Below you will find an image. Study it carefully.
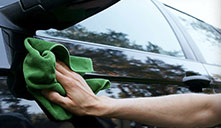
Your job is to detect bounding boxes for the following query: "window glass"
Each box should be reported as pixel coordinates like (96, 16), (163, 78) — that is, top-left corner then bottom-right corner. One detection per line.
(37, 0), (185, 58)
(166, 7), (221, 65)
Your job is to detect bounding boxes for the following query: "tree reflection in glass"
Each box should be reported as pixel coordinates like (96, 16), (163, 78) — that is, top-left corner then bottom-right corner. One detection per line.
(42, 25), (184, 58)
(166, 7), (221, 65)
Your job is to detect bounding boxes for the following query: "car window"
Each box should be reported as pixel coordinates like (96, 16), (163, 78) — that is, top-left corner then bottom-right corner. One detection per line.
(166, 7), (221, 65)
(0, 0), (18, 7)
(37, 0), (185, 58)
(0, 29), (10, 69)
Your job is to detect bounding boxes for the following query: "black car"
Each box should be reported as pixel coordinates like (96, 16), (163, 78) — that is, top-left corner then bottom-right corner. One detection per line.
(0, 0), (220, 128)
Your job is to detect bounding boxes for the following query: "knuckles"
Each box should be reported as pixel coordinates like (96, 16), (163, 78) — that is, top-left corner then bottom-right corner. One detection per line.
(64, 77), (75, 87)
(47, 92), (58, 101)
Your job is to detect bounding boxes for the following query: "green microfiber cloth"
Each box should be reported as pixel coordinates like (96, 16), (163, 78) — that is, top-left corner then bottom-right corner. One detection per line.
(23, 38), (110, 120)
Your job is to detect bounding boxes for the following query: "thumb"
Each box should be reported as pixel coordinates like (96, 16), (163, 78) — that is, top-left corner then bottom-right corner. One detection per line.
(42, 90), (70, 108)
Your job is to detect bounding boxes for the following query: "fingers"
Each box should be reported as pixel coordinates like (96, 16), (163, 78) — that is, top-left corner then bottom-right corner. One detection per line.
(57, 60), (69, 70)
(55, 61), (93, 93)
(55, 70), (72, 89)
(42, 90), (71, 108)
(56, 61), (73, 77)
(56, 61), (82, 82)
(56, 61), (88, 85)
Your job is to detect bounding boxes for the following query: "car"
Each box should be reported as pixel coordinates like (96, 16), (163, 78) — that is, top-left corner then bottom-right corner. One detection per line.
(0, 0), (220, 127)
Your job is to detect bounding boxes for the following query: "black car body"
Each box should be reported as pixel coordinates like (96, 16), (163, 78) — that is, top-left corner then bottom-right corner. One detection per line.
(0, 0), (220, 127)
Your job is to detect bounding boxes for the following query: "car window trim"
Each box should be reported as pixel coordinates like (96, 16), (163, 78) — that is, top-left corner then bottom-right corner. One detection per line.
(151, 0), (198, 61)
(161, 4), (212, 64)
(164, 4), (221, 66)
(36, 35), (204, 63)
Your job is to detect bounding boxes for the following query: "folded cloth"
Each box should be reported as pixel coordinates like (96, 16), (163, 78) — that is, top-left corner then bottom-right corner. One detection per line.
(23, 38), (110, 120)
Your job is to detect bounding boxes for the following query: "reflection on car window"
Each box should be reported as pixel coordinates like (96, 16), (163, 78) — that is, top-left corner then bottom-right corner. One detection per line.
(166, 7), (221, 65)
(37, 0), (185, 58)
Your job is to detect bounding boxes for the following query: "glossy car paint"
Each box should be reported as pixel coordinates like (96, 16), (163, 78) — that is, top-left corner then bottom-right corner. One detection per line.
(0, 0), (220, 128)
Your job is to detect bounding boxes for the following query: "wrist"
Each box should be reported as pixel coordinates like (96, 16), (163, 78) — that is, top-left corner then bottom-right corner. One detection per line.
(85, 96), (114, 117)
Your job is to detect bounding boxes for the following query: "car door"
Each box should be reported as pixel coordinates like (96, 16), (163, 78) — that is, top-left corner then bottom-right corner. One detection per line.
(165, 5), (221, 92)
(0, 0), (216, 128)
(36, 0), (213, 127)
(0, 0), (122, 128)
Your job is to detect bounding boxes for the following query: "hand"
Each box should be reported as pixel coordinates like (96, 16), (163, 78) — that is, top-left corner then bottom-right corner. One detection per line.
(42, 61), (107, 116)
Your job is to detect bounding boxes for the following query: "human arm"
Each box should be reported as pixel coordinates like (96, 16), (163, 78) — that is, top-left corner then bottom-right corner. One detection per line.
(102, 93), (221, 128)
(42, 61), (221, 127)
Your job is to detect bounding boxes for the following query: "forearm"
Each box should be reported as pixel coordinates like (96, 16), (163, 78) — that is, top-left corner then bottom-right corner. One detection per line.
(44, 62), (220, 127)
(94, 94), (218, 127)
